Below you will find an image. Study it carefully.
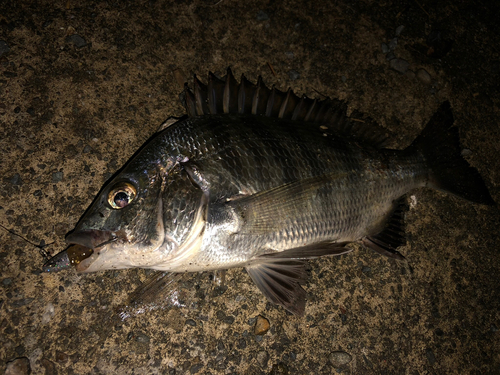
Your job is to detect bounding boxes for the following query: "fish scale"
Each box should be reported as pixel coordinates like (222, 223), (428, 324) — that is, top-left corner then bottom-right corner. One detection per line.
(45, 70), (494, 316)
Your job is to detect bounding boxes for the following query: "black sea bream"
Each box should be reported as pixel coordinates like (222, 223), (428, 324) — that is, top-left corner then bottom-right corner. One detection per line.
(45, 69), (494, 315)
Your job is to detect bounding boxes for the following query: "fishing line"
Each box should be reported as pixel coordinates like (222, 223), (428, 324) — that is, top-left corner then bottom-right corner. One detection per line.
(0, 223), (55, 262)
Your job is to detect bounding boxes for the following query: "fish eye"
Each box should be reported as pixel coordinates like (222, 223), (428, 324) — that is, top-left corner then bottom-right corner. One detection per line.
(107, 182), (137, 209)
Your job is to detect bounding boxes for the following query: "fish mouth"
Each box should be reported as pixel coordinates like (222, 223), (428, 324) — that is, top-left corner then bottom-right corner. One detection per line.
(65, 230), (125, 272)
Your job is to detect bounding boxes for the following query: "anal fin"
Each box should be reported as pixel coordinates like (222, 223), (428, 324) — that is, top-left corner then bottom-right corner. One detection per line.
(362, 198), (408, 260)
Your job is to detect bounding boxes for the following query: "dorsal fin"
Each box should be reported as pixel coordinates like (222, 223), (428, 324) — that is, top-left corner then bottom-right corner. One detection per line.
(182, 68), (392, 148)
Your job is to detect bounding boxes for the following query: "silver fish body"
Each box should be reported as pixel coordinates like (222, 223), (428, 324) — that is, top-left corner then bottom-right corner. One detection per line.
(59, 71), (493, 315)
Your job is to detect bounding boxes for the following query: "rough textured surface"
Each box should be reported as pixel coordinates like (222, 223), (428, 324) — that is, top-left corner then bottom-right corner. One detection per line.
(1, 0), (499, 374)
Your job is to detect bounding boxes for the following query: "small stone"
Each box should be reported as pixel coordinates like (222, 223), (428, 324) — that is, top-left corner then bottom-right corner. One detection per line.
(256, 10), (269, 21)
(66, 34), (87, 48)
(390, 58), (409, 74)
(388, 37), (398, 51)
(288, 70), (300, 81)
(362, 266), (371, 274)
(237, 338), (247, 349)
(135, 332), (150, 344)
(285, 51), (294, 59)
(55, 350), (68, 364)
(52, 171), (63, 182)
(405, 69), (416, 79)
(329, 351), (352, 367)
(42, 302), (55, 324)
(0, 40), (10, 57)
(185, 319), (196, 327)
(416, 68), (431, 84)
(426, 348), (436, 364)
(10, 174), (22, 186)
(461, 149), (472, 157)
(41, 358), (56, 375)
(190, 363), (203, 374)
(14, 345), (25, 356)
(270, 362), (289, 374)
(395, 25), (405, 36)
(256, 350), (269, 368)
(386, 52), (395, 61)
(5, 357), (30, 375)
(253, 315), (270, 335)
(3, 278), (12, 285)
(381, 43), (389, 54)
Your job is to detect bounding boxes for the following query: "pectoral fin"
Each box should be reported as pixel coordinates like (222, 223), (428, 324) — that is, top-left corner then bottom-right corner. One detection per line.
(246, 241), (353, 315)
(246, 259), (307, 316)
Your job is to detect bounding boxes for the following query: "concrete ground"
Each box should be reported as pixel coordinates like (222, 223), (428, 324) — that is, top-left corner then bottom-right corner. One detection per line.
(1, 0), (499, 374)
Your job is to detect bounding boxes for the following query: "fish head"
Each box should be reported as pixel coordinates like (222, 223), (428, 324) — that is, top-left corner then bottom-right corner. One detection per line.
(65, 159), (167, 273)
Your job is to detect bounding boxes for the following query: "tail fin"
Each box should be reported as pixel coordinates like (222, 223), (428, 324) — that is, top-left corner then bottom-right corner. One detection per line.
(409, 101), (494, 205)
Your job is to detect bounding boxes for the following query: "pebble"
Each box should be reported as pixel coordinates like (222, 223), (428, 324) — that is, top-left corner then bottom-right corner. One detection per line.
(185, 319), (196, 327)
(253, 315), (270, 335)
(256, 350), (269, 368)
(390, 58), (409, 74)
(381, 43), (389, 54)
(10, 174), (22, 186)
(52, 171), (63, 182)
(66, 34), (87, 48)
(426, 348), (436, 364)
(329, 351), (352, 367)
(288, 70), (300, 81)
(270, 362), (289, 374)
(42, 302), (55, 324)
(0, 40), (9, 57)
(5, 357), (30, 375)
(461, 149), (472, 157)
(388, 37), (398, 51)
(256, 11), (269, 21)
(395, 25), (405, 36)
(135, 331), (151, 344)
(416, 68), (431, 84)
(190, 363), (203, 374)
(55, 350), (68, 364)
(40, 358), (56, 375)
(405, 70), (416, 79)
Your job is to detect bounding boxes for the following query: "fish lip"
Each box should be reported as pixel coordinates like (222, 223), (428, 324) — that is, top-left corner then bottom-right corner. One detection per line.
(65, 229), (130, 272)
(65, 229), (114, 249)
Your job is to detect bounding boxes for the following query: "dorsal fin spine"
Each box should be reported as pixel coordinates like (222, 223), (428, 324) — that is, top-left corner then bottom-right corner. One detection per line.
(304, 98), (317, 122)
(182, 68), (393, 149)
(238, 74), (246, 114)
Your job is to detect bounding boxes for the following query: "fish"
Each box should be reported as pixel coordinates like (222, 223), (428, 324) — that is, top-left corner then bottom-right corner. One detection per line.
(44, 68), (494, 315)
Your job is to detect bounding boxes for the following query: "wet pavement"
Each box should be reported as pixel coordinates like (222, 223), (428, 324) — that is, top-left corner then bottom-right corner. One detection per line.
(1, 0), (499, 373)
